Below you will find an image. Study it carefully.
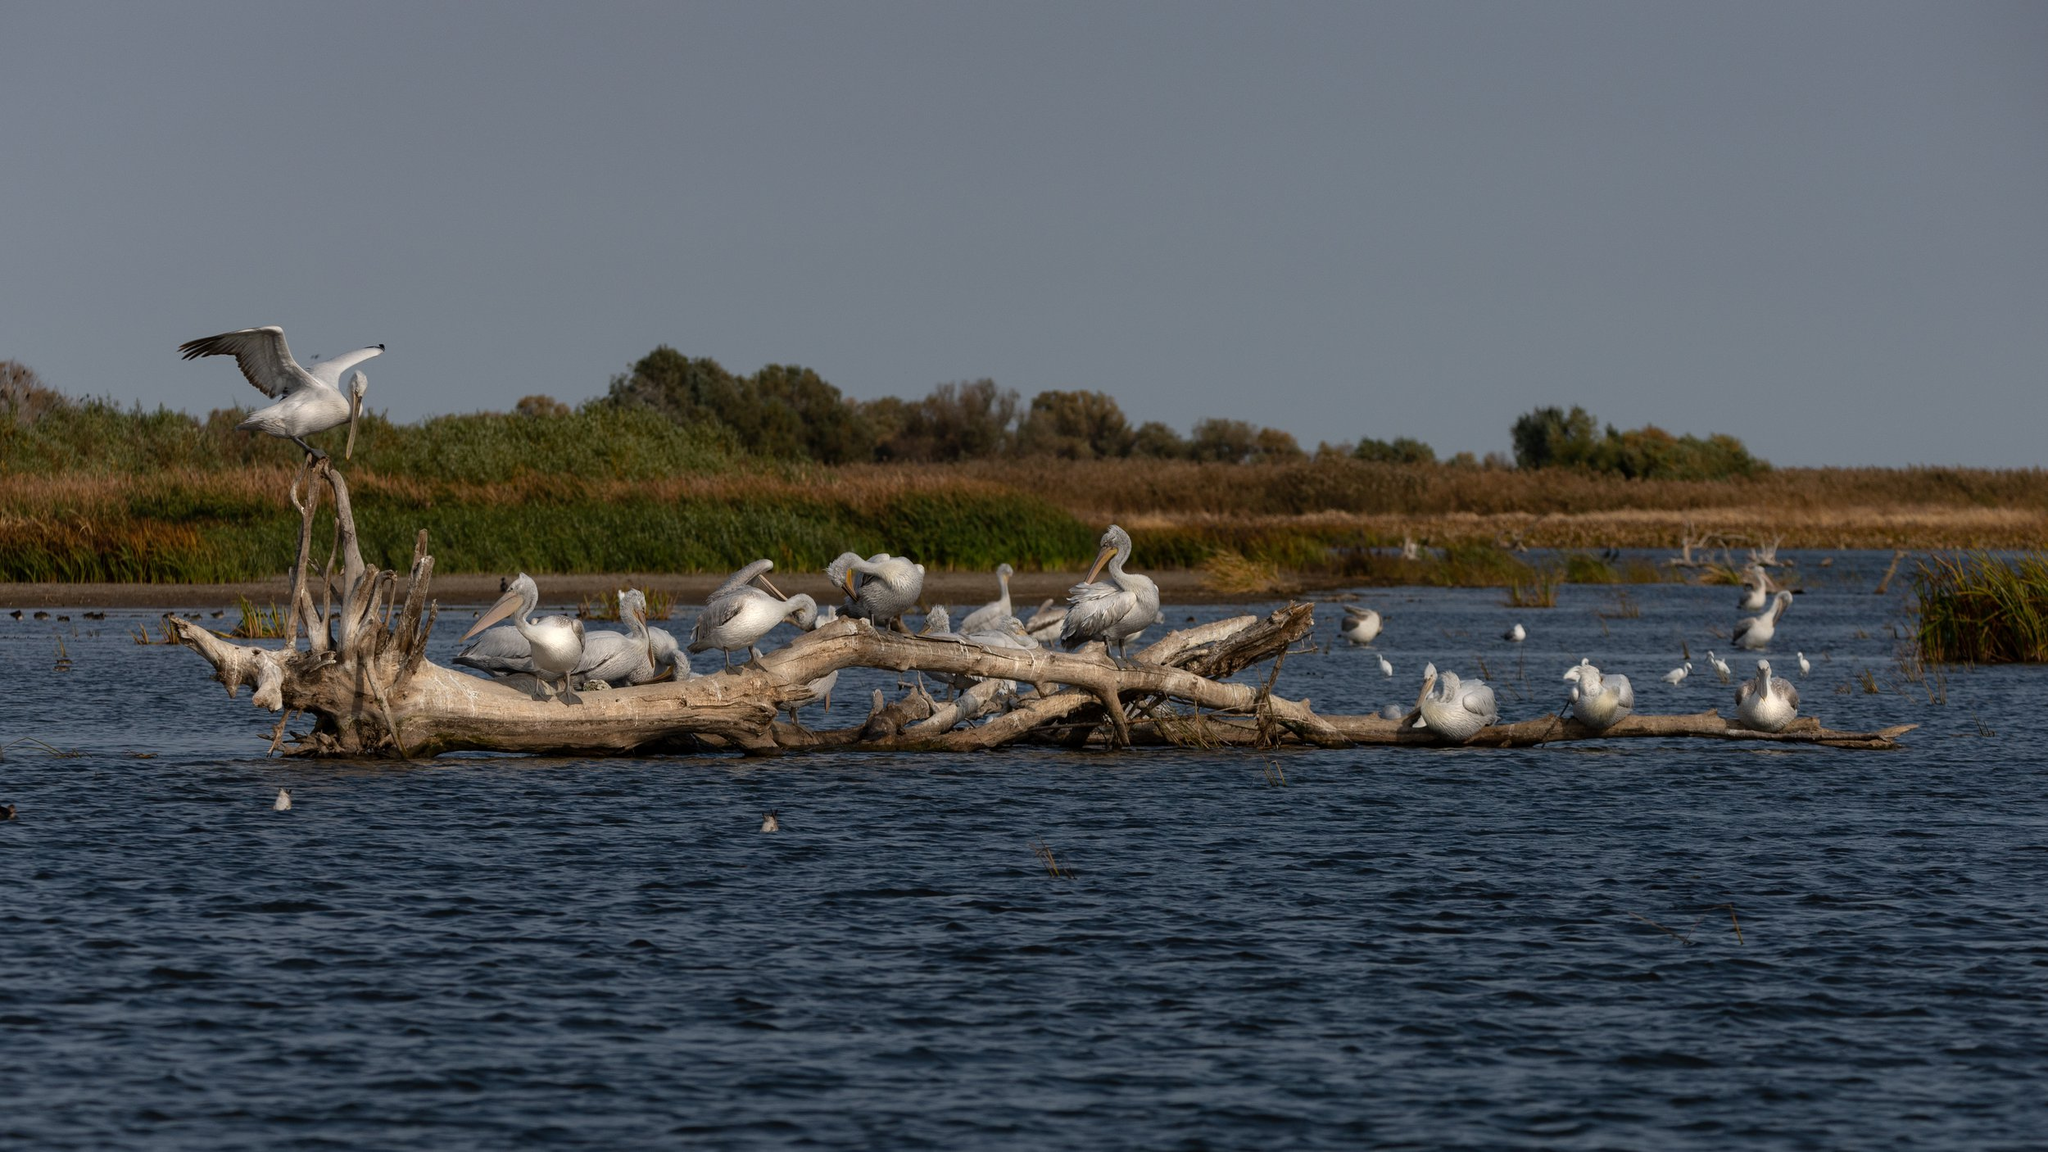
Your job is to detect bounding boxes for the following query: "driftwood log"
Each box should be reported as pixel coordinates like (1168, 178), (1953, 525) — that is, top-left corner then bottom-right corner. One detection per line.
(168, 462), (1917, 759)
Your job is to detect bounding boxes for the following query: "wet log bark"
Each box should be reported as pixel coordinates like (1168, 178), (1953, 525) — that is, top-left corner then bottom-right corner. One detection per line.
(169, 465), (1918, 759)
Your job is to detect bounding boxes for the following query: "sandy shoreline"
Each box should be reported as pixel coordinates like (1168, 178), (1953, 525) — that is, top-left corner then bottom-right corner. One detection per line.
(0, 569), (1346, 611)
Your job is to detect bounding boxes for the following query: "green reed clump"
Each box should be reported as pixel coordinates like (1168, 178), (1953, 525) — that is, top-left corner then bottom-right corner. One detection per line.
(1563, 552), (1620, 584)
(1915, 552), (2048, 664)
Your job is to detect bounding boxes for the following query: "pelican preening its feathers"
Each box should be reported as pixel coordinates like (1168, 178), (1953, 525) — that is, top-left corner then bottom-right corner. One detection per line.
(463, 573), (584, 700)
(1563, 661), (1634, 730)
(178, 326), (380, 460)
(827, 552), (925, 631)
(1413, 663), (1499, 742)
(692, 560), (819, 667)
(1061, 524), (1162, 660)
(1735, 659), (1801, 731)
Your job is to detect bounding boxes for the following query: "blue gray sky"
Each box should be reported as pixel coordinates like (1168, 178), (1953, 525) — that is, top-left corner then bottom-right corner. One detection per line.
(4, 2), (2042, 466)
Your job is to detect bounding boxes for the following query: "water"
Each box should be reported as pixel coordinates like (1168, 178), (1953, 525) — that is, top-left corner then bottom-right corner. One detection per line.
(5, 553), (2047, 1149)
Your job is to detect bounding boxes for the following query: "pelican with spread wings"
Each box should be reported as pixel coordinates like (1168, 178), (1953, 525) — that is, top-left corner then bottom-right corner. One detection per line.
(177, 325), (381, 459)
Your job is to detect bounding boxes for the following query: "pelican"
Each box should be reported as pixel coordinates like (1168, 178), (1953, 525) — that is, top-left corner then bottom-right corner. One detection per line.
(1736, 565), (1770, 611)
(760, 810), (781, 833)
(1563, 662), (1633, 730)
(1340, 606), (1382, 646)
(1735, 659), (1801, 732)
(1706, 650), (1732, 682)
(826, 552), (924, 630)
(1413, 663), (1499, 742)
(273, 789), (291, 812)
(1022, 598), (1067, 643)
(1797, 651), (1810, 677)
(957, 563), (1016, 635)
(464, 573), (583, 700)
(1502, 622), (1526, 643)
(1378, 653), (1394, 677)
(1734, 590), (1793, 651)
(455, 589), (660, 688)
(177, 326), (379, 460)
(1662, 661), (1692, 686)
(1061, 524), (1162, 661)
(691, 562), (819, 668)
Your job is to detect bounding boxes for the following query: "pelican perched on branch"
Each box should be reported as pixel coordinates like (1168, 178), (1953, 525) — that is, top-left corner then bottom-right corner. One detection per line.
(1735, 659), (1800, 731)
(177, 325), (380, 459)
(463, 573), (582, 700)
(457, 588), (661, 688)
(1413, 663), (1499, 742)
(691, 560), (819, 667)
(1340, 606), (1382, 646)
(1563, 661), (1634, 730)
(1061, 524), (1161, 661)
(1734, 590), (1793, 651)
(825, 552), (924, 630)
(957, 563), (1016, 635)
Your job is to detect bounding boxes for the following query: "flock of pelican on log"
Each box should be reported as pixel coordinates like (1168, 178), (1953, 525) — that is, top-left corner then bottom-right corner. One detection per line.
(167, 325), (1914, 761)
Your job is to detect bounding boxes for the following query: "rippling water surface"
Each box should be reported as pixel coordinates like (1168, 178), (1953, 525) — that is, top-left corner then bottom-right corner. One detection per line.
(4, 553), (2046, 1149)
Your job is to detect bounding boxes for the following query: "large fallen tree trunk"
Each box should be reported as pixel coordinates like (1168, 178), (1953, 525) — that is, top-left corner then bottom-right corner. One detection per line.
(167, 463), (1917, 758)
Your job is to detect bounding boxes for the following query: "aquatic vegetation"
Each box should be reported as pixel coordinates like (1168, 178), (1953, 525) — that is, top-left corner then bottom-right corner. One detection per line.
(1914, 552), (2048, 664)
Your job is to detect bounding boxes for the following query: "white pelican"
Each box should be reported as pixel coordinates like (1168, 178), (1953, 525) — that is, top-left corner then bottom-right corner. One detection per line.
(691, 562), (819, 668)
(1662, 661), (1692, 686)
(1340, 606), (1382, 646)
(1413, 663), (1499, 742)
(1022, 598), (1067, 643)
(1797, 651), (1810, 677)
(1060, 524), (1162, 660)
(826, 552), (924, 630)
(1736, 565), (1770, 611)
(455, 589), (663, 688)
(1735, 659), (1801, 732)
(1378, 653), (1394, 677)
(760, 810), (780, 833)
(957, 563), (1016, 635)
(273, 788), (292, 812)
(464, 573), (584, 700)
(177, 326), (379, 460)
(1706, 650), (1732, 682)
(1563, 662), (1634, 730)
(1734, 590), (1793, 651)
(1502, 622), (1526, 643)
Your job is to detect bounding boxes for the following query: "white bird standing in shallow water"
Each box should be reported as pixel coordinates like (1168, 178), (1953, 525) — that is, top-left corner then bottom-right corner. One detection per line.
(1707, 651), (1732, 682)
(1797, 651), (1811, 677)
(1502, 622), (1526, 643)
(464, 574), (584, 701)
(1340, 606), (1382, 646)
(1378, 653), (1394, 678)
(273, 789), (292, 812)
(1413, 663), (1499, 742)
(1662, 661), (1692, 686)
(178, 326), (380, 460)
(1563, 662), (1634, 730)
(1734, 590), (1794, 651)
(1735, 659), (1801, 731)
(1061, 525), (1162, 661)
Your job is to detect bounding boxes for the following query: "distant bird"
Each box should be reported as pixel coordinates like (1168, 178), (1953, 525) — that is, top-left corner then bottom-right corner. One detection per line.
(1061, 525), (1162, 661)
(1340, 606), (1382, 646)
(1736, 565), (1771, 611)
(1797, 651), (1811, 677)
(1734, 590), (1793, 651)
(1377, 653), (1394, 678)
(1502, 622), (1526, 643)
(957, 563), (1016, 635)
(760, 810), (781, 833)
(826, 552), (925, 631)
(1413, 663), (1499, 742)
(463, 573), (584, 700)
(8, 609), (19, 620)
(1662, 661), (1692, 686)
(1735, 659), (1801, 732)
(177, 326), (380, 460)
(1, 803), (16, 821)
(273, 789), (292, 812)
(1563, 661), (1634, 730)
(1706, 650), (1732, 682)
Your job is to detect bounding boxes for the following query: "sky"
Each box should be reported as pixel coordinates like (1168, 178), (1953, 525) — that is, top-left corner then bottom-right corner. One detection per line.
(2, 1), (2043, 467)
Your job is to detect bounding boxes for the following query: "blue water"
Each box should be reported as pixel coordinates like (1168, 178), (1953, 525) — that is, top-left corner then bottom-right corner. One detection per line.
(5, 552), (2046, 1150)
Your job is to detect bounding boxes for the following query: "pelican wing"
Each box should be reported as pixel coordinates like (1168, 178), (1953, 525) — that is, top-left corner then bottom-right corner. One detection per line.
(1060, 582), (1128, 647)
(1777, 679), (1800, 711)
(453, 625), (535, 675)
(1608, 674), (1634, 713)
(177, 326), (315, 399)
(1459, 680), (1500, 726)
(1734, 679), (1757, 708)
(689, 592), (754, 651)
(577, 629), (650, 685)
(714, 559), (777, 598)
(306, 344), (385, 388)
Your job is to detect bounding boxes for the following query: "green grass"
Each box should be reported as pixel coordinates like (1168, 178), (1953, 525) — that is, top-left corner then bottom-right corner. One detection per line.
(1915, 552), (2048, 664)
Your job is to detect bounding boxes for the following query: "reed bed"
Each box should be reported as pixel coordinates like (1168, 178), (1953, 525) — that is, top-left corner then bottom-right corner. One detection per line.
(1914, 552), (2048, 664)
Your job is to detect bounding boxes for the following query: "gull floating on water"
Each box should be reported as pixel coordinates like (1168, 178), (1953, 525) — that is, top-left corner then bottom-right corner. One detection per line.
(1061, 525), (1162, 661)
(273, 789), (292, 812)
(178, 326), (380, 460)
(1502, 622), (1526, 643)
(1735, 659), (1801, 732)
(760, 810), (781, 833)
(1734, 590), (1793, 651)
